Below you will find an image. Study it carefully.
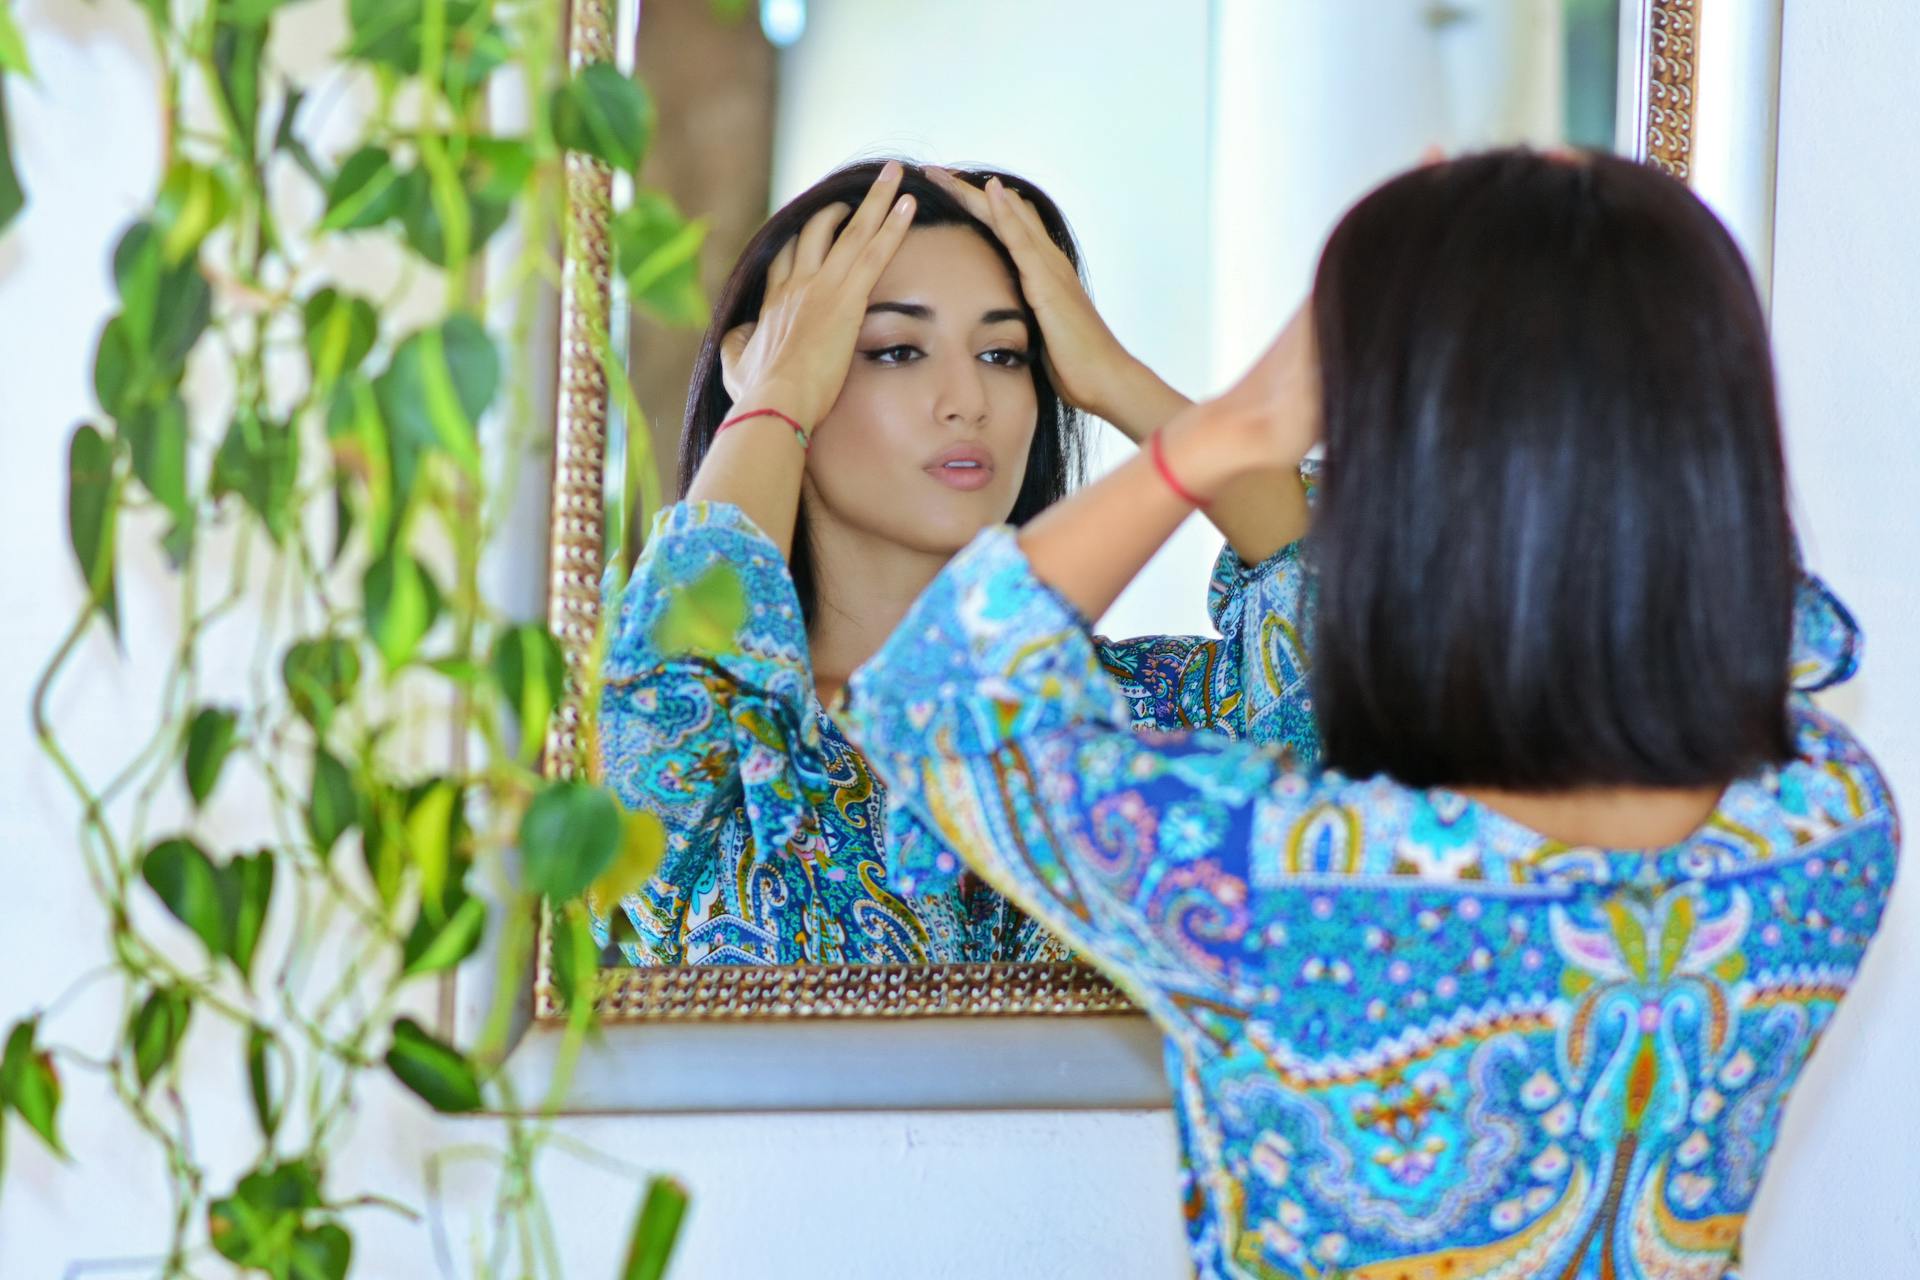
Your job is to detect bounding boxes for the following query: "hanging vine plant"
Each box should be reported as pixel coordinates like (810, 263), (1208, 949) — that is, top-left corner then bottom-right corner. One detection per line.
(2, 0), (710, 1273)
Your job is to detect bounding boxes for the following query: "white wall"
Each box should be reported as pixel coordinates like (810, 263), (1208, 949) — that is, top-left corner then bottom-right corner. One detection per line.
(3, 2), (1916, 1278)
(1737, 3), (1920, 1275)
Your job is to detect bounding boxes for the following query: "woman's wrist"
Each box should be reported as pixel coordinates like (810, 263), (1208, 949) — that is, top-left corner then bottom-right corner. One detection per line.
(730, 378), (819, 436)
(1154, 405), (1262, 504)
(1086, 354), (1188, 441)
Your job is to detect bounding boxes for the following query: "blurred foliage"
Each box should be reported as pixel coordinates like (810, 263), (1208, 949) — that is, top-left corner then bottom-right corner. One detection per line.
(8, 0), (707, 1273)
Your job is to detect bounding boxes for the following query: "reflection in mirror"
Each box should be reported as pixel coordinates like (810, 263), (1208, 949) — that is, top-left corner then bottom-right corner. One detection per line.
(586, 0), (1629, 974)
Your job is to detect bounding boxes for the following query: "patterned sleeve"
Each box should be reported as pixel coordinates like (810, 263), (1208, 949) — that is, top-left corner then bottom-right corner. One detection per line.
(847, 527), (1297, 1026)
(1096, 460), (1320, 755)
(1792, 573), (1861, 691)
(597, 501), (821, 886)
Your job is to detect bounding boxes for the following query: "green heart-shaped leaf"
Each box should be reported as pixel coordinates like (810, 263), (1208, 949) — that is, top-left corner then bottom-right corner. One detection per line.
(282, 636), (362, 732)
(0, 1018), (64, 1157)
(614, 193), (711, 329)
(401, 888), (487, 979)
(212, 17), (267, 166)
(550, 62), (655, 173)
(220, 849), (274, 981)
(518, 780), (622, 901)
(66, 423), (121, 639)
(326, 376), (393, 551)
(374, 316), (497, 477)
(384, 1016), (483, 1114)
(139, 839), (272, 978)
(121, 396), (195, 565)
(128, 986), (193, 1091)
(208, 1159), (322, 1266)
(301, 288), (378, 391)
(184, 705), (240, 808)
(589, 809), (667, 910)
(289, 1221), (353, 1280)
(363, 548), (441, 672)
(320, 145), (405, 231)
(490, 623), (565, 766)
(245, 1022), (283, 1142)
(142, 838), (228, 960)
(212, 411), (299, 543)
(153, 161), (230, 265)
(306, 746), (359, 859)
(104, 223), (211, 403)
(402, 778), (463, 914)
(649, 561), (747, 658)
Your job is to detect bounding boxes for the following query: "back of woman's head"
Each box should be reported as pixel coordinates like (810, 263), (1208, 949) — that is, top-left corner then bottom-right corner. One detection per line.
(1309, 148), (1796, 791)
(679, 159), (1090, 625)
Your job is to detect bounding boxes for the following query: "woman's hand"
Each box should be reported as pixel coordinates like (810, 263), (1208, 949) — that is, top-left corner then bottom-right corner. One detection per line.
(1181, 298), (1320, 484)
(720, 160), (918, 431)
(925, 167), (1147, 426)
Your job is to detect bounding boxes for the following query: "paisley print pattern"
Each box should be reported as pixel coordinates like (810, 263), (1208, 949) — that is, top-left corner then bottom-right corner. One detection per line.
(593, 495), (1316, 965)
(847, 527), (1896, 1280)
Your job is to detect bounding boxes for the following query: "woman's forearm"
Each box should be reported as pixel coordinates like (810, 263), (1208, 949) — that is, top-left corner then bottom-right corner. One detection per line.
(682, 384), (812, 559)
(1019, 406), (1258, 622)
(1092, 359), (1310, 565)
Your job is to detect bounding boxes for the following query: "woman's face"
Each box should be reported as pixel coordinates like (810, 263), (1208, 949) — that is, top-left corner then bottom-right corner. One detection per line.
(802, 224), (1040, 557)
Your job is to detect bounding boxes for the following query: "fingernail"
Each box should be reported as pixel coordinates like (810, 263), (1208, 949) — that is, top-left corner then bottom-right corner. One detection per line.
(882, 159), (902, 181)
(894, 194), (915, 216)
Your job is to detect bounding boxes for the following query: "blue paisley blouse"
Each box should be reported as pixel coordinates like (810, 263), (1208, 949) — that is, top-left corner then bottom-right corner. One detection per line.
(594, 498), (1312, 965)
(847, 528), (1897, 1280)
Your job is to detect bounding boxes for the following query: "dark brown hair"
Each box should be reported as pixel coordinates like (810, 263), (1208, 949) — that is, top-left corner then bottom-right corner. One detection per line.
(679, 159), (1090, 626)
(1309, 149), (1796, 790)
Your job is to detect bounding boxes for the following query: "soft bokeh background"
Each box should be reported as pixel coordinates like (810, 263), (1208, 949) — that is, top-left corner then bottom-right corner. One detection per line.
(3, 1), (1914, 1275)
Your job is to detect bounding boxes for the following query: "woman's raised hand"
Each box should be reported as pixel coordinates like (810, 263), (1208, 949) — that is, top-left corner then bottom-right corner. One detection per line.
(721, 160), (918, 431)
(925, 166), (1141, 423)
(1158, 299), (1320, 501)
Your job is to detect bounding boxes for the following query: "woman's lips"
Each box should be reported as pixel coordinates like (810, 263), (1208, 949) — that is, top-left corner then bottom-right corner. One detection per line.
(924, 445), (995, 491)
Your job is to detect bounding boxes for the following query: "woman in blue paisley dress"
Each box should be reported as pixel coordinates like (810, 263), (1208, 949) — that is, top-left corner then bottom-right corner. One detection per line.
(594, 160), (1317, 965)
(849, 150), (1899, 1278)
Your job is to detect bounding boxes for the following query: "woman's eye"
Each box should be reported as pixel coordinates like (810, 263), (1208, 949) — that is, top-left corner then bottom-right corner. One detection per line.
(865, 344), (922, 365)
(981, 348), (1031, 369)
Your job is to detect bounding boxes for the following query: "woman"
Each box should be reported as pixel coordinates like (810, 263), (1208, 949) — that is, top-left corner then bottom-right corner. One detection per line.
(595, 159), (1313, 965)
(849, 150), (1895, 1277)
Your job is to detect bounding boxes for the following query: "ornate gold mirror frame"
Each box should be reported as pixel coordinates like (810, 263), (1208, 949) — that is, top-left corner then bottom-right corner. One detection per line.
(531, 0), (1704, 1026)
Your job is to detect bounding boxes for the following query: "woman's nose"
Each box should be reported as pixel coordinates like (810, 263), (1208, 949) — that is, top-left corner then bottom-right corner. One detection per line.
(931, 352), (989, 429)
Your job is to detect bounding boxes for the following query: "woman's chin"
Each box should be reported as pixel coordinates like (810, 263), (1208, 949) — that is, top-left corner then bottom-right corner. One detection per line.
(902, 501), (1015, 556)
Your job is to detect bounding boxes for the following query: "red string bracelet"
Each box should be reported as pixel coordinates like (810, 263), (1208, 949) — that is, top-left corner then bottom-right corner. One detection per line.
(716, 407), (810, 450)
(1150, 428), (1210, 509)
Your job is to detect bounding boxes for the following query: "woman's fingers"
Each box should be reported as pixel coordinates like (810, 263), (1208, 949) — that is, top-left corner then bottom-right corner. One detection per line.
(719, 321), (756, 399)
(1004, 184), (1062, 262)
(823, 160), (906, 274)
(766, 237), (798, 292)
(794, 201), (852, 274)
(926, 166), (995, 224)
(986, 177), (1047, 263)
(847, 193), (918, 293)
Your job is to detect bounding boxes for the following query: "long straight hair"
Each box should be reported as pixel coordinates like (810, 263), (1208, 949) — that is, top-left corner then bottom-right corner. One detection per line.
(678, 159), (1091, 627)
(1308, 149), (1797, 790)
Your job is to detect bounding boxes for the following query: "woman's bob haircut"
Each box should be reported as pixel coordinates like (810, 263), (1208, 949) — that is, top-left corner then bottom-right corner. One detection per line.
(1309, 148), (1797, 791)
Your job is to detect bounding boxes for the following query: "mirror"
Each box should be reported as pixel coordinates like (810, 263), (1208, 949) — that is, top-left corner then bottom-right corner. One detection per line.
(539, 0), (1701, 1021)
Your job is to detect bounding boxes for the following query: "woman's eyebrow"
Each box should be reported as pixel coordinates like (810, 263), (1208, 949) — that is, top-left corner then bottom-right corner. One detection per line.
(862, 302), (1027, 326)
